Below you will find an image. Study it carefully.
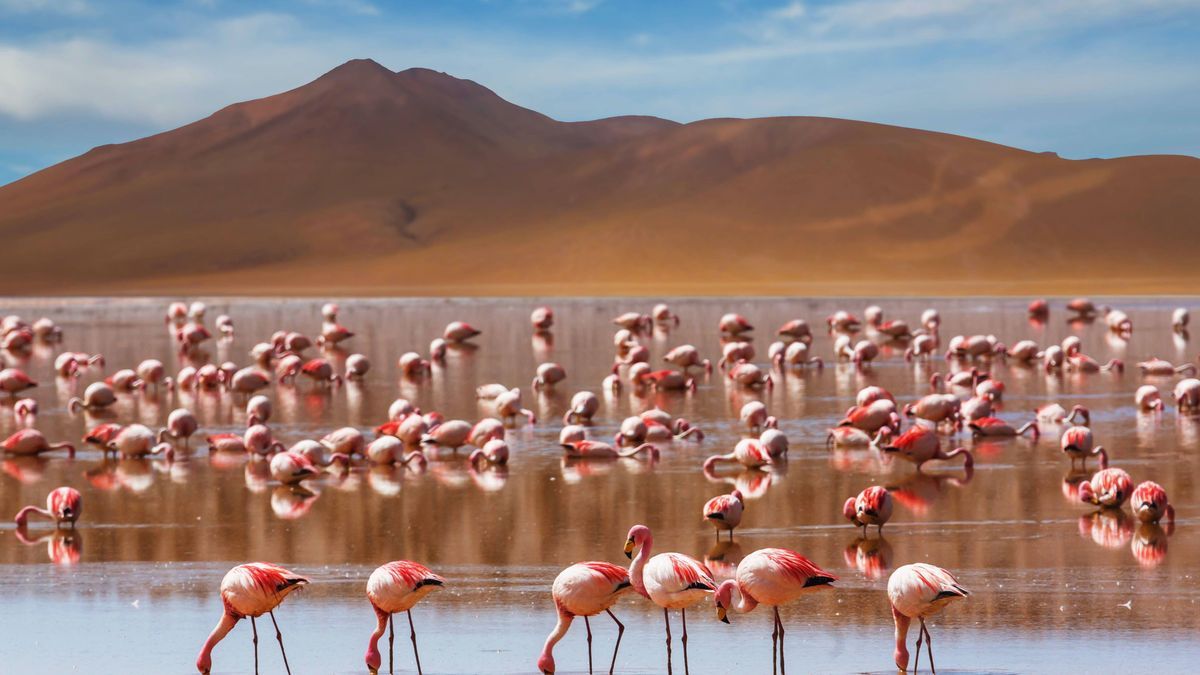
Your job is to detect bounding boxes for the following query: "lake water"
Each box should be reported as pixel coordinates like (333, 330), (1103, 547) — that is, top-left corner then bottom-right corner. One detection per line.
(0, 297), (1196, 674)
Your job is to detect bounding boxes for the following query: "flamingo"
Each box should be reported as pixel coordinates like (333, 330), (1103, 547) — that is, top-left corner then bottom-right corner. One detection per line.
(843, 486), (893, 536)
(216, 314), (234, 336)
(531, 306), (554, 331)
(1036, 403), (1090, 426)
(881, 427), (973, 471)
(421, 420), (472, 452)
(443, 321), (481, 343)
(2, 429), (75, 457)
(968, 417), (1039, 439)
(159, 408), (198, 448)
(739, 402), (777, 434)
(663, 345), (711, 374)
(562, 440), (658, 459)
(1060, 426), (1109, 469)
(1135, 385), (1163, 411)
(713, 548), (837, 674)
(625, 524), (716, 675)
(247, 395), (273, 425)
(495, 388), (536, 424)
(14, 398), (37, 427)
(537, 561), (633, 675)
(0, 368), (37, 396)
(563, 391), (600, 424)
(317, 322), (355, 347)
(468, 439), (509, 467)
(630, 365), (695, 391)
(1078, 468), (1134, 508)
(269, 452), (320, 485)
(888, 563), (969, 674)
(345, 354), (371, 380)
(1175, 378), (1200, 410)
(196, 562), (308, 674)
(532, 363), (567, 390)
(1173, 308), (1189, 333)
(365, 560), (445, 675)
(109, 424), (174, 459)
(864, 306), (910, 338)
(1027, 299), (1049, 318)
(653, 303), (680, 326)
(14, 486), (81, 529)
(704, 439), (772, 471)
(1132, 481), (1175, 524)
(614, 312), (652, 332)
(719, 313), (753, 335)
(703, 489), (744, 540)
(1137, 357), (1196, 376)
(776, 319), (812, 343)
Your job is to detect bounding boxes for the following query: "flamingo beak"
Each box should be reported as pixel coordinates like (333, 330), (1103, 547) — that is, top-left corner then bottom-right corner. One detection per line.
(717, 606), (729, 624)
(624, 539), (635, 559)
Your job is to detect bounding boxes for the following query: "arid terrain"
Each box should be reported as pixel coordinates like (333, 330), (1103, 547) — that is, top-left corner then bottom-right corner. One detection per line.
(2, 58), (1198, 296)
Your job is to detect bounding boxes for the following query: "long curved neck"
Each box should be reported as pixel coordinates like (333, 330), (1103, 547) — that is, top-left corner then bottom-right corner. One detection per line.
(197, 612), (238, 673)
(14, 506), (50, 527)
(892, 604), (911, 671)
(730, 584), (759, 614)
(619, 443), (654, 458)
(49, 442), (76, 457)
(538, 608), (573, 670)
(365, 606), (389, 670)
(630, 534), (653, 598)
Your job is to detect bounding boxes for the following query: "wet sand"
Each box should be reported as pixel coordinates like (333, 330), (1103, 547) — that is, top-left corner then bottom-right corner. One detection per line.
(0, 297), (1196, 673)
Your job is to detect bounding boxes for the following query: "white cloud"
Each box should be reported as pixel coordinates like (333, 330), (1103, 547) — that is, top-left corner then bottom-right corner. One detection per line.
(301, 0), (381, 17)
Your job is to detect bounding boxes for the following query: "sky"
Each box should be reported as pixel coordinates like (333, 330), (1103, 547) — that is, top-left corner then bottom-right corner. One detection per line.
(1, 0), (1199, 185)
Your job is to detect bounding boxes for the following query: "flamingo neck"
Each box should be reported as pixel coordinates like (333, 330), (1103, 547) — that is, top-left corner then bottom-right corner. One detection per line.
(891, 604), (911, 671)
(14, 505), (50, 527)
(537, 608), (573, 673)
(364, 606), (389, 671)
(729, 583), (758, 613)
(629, 534), (653, 598)
(196, 612), (238, 674)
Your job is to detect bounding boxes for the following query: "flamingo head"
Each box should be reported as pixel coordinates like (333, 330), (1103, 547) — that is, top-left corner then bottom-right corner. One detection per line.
(624, 524), (650, 559)
(843, 497), (858, 523)
(713, 579), (736, 624)
(537, 650), (555, 674)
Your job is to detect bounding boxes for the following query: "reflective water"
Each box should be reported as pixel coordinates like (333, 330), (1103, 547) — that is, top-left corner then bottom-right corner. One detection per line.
(0, 297), (1196, 674)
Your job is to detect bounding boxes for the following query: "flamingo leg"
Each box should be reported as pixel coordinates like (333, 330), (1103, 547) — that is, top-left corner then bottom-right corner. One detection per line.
(776, 606), (786, 675)
(770, 607), (778, 675)
(251, 616), (259, 675)
(388, 612), (395, 674)
(605, 609), (624, 675)
(913, 617), (923, 675)
(269, 610), (293, 675)
(663, 607), (673, 675)
(922, 619), (936, 674)
(408, 610), (424, 675)
(585, 615), (593, 674)
(681, 607), (690, 675)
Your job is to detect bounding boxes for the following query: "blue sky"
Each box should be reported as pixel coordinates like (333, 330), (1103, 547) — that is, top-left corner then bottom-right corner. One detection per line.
(2, 0), (1199, 185)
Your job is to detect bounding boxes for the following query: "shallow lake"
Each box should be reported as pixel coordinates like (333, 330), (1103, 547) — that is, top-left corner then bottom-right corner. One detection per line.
(0, 297), (1196, 674)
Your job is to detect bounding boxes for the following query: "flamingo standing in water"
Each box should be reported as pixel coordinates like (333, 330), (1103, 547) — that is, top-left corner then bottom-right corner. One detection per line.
(843, 485), (893, 536)
(703, 489), (744, 540)
(625, 524), (716, 675)
(881, 427), (973, 471)
(713, 548), (836, 674)
(14, 486), (81, 528)
(1132, 481), (1175, 524)
(1060, 426), (1109, 469)
(2, 429), (75, 457)
(888, 562), (969, 674)
(196, 562), (309, 674)
(365, 560), (444, 675)
(537, 561), (634, 675)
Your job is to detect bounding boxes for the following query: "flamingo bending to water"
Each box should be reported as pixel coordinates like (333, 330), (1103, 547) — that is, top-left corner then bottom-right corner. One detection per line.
(15, 486), (81, 528)
(365, 560), (444, 675)
(888, 563), (969, 673)
(713, 548), (836, 674)
(196, 562), (308, 674)
(537, 561), (633, 674)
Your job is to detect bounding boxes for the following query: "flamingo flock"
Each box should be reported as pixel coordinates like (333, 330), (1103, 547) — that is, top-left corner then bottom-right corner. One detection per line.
(0, 296), (1192, 673)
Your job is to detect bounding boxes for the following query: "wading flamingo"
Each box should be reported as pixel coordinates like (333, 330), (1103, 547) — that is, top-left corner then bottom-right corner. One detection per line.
(713, 548), (836, 674)
(843, 486), (893, 536)
(14, 486), (81, 529)
(703, 489), (744, 541)
(365, 560), (444, 675)
(196, 562), (309, 674)
(537, 561), (633, 674)
(625, 524), (716, 675)
(888, 563), (969, 674)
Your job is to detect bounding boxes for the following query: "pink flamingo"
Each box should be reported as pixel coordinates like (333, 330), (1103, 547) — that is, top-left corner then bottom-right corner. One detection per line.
(1132, 481), (1175, 524)
(843, 486), (893, 536)
(704, 439), (772, 471)
(365, 560), (445, 675)
(625, 524), (716, 675)
(888, 563), (969, 673)
(718, 313), (754, 335)
(14, 398), (37, 427)
(159, 408), (198, 448)
(1079, 468), (1133, 508)
(531, 306), (554, 331)
(196, 562), (308, 674)
(537, 561), (633, 674)
(968, 417), (1039, 439)
(562, 440), (658, 459)
(15, 486), (81, 528)
(443, 321), (481, 343)
(882, 427), (973, 471)
(703, 489), (744, 540)
(0, 367), (37, 396)
(713, 548), (836, 674)
(1060, 426), (1109, 469)
(2, 429), (75, 457)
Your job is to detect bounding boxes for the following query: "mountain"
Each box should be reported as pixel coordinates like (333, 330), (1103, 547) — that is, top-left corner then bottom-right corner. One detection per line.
(2, 58), (1198, 295)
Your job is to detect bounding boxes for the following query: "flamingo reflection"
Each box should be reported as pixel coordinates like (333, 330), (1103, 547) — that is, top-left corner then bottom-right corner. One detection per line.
(843, 536), (893, 579)
(14, 527), (83, 566)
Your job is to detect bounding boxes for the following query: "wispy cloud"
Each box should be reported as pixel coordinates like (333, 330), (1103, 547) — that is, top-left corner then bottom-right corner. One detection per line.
(0, 0), (89, 15)
(301, 0), (381, 17)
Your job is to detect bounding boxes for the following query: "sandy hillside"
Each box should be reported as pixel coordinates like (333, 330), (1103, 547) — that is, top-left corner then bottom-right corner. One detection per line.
(1, 58), (1198, 296)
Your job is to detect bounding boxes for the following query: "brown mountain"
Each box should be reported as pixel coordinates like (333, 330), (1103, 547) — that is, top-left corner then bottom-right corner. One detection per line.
(3, 58), (1199, 295)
